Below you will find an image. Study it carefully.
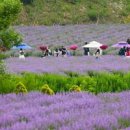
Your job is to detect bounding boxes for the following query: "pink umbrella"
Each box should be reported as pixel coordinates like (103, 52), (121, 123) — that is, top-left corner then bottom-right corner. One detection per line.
(69, 44), (78, 50)
(100, 45), (108, 50)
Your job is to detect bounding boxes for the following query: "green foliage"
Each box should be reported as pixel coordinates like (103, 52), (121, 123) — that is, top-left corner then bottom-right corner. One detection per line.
(0, 74), (17, 94)
(41, 84), (54, 95)
(0, 0), (22, 50)
(0, 53), (7, 60)
(1, 72), (130, 94)
(0, 53), (6, 74)
(15, 82), (28, 94)
(0, 28), (22, 49)
(87, 9), (98, 21)
(65, 0), (80, 4)
(64, 71), (79, 77)
(126, 4), (130, 12)
(118, 118), (130, 128)
(123, 15), (130, 23)
(21, 0), (33, 5)
(0, 60), (5, 74)
(15, 0), (129, 25)
(0, 0), (22, 30)
(80, 76), (97, 93)
(69, 85), (81, 92)
(93, 72), (128, 93)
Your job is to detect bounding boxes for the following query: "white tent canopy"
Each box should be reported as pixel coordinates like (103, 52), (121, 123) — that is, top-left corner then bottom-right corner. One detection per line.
(82, 41), (102, 48)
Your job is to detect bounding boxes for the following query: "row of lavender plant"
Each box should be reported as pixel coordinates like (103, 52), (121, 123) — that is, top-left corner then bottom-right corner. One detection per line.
(0, 92), (130, 130)
(13, 24), (130, 55)
(5, 55), (130, 74)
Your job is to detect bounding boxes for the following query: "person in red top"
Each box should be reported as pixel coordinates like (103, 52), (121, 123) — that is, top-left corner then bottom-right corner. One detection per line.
(125, 47), (130, 56)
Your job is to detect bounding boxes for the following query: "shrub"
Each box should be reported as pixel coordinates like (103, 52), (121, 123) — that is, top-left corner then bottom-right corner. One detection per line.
(0, 53), (6, 74)
(15, 82), (28, 94)
(69, 85), (81, 92)
(123, 15), (130, 23)
(87, 9), (98, 21)
(0, 53), (8, 60)
(0, 60), (5, 74)
(64, 71), (79, 77)
(21, 0), (33, 4)
(0, 74), (17, 94)
(41, 84), (54, 95)
(93, 72), (128, 93)
(65, 0), (80, 4)
(79, 76), (96, 91)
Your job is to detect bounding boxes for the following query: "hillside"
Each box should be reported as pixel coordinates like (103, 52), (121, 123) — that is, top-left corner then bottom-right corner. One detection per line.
(15, 0), (130, 25)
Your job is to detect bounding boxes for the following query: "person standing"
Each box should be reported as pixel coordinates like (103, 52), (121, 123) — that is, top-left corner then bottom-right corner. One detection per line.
(125, 47), (130, 56)
(127, 38), (130, 44)
(118, 46), (126, 56)
(54, 48), (59, 57)
(19, 48), (25, 59)
(61, 46), (67, 57)
(83, 42), (89, 56)
(95, 48), (100, 59)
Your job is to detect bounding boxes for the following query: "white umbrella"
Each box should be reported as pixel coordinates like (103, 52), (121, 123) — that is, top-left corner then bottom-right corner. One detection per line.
(82, 41), (102, 48)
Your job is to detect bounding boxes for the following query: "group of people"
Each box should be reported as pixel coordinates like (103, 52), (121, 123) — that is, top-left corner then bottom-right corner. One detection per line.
(119, 46), (130, 56)
(83, 42), (102, 59)
(41, 46), (71, 57)
(118, 38), (130, 57)
(19, 44), (102, 59)
(19, 38), (130, 59)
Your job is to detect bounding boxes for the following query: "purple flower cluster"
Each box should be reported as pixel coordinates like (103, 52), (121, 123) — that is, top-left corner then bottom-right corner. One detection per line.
(0, 91), (130, 130)
(5, 55), (130, 74)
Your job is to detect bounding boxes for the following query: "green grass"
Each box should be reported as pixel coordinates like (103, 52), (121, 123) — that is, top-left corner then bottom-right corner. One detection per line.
(1, 71), (130, 94)
(15, 0), (130, 25)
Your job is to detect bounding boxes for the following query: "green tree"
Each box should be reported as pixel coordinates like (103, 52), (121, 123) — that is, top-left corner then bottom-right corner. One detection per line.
(0, 0), (22, 30)
(0, 28), (22, 49)
(0, 0), (22, 50)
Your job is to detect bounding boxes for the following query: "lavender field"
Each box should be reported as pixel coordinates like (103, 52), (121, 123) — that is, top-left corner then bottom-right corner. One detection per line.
(2, 25), (130, 130)
(5, 55), (130, 74)
(5, 24), (130, 74)
(0, 92), (130, 130)
(14, 24), (130, 54)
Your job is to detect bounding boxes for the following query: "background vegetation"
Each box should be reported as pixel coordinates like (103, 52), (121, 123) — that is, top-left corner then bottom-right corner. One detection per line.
(0, 0), (22, 50)
(0, 72), (130, 94)
(16, 0), (130, 25)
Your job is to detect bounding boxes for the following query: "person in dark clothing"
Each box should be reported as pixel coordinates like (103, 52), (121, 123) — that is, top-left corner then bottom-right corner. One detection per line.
(95, 48), (100, 59)
(54, 48), (59, 57)
(118, 46), (126, 56)
(83, 42), (89, 55)
(19, 48), (24, 55)
(44, 49), (49, 56)
(127, 38), (130, 44)
(61, 46), (67, 56)
(42, 47), (49, 57)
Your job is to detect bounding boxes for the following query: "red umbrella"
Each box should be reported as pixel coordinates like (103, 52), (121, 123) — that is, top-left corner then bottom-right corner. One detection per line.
(39, 45), (48, 51)
(100, 45), (108, 50)
(69, 44), (78, 50)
